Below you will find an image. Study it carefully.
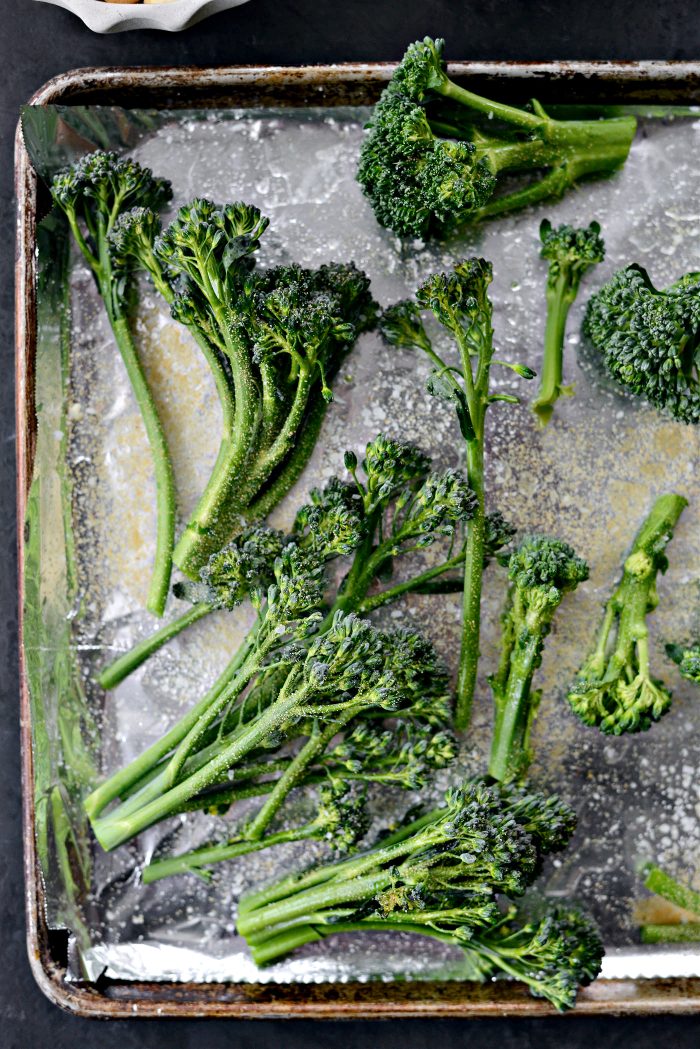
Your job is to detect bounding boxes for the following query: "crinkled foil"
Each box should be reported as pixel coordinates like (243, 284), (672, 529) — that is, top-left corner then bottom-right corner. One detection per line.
(26, 104), (700, 984)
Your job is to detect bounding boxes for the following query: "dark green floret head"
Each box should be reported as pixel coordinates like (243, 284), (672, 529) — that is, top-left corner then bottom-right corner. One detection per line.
(540, 219), (605, 271)
(483, 510), (517, 563)
(363, 434), (432, 500)
(407, 469), (478, 544)
(507, 535), (589, 596)
(108, 206), (162, 262)
(416, 258), (493, 328)
(357, 93), (496, 240)
(379, 299), (430, 350)
(497, 781), (578, 855)
(294, 476), (365, 558)
(390, 36), (450, 101)
(583, 263), (700, 423)
(316, 785), (370, 853)
(198, 526), (286, 610)
(666, 642), (700, 683)
(51, 150), (172, 215)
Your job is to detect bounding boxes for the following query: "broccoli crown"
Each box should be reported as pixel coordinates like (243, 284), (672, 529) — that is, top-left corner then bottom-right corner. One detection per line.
(389, 36), (450, 102)
(324, 721), (457, 790)
(539, 218), (605, 291)
(108, 205), (162, 267)
(197, 526), (286, 610)
(357, 91), (496, 239)
(507, 534), (590, 601)
(267, 547), (327, 629)
(584, 263), (700, 423)
(401, 469), (478, 545)
(248, 262), (375, 386)
(666, 642), (700, 683)
(51, 150), (172, 219)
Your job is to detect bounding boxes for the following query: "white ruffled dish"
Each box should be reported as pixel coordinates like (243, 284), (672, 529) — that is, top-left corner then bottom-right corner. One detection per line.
(33, 0), (252, 33)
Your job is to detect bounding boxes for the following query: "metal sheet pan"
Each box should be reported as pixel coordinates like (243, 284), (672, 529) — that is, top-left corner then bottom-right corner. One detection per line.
(15, 60), (700, 1018)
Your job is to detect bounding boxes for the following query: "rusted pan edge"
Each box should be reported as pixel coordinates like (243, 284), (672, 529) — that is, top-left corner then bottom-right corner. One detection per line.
(15, 61), (700, 1018)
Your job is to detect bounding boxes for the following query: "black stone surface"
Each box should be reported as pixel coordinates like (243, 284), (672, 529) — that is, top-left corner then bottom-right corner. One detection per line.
(3, 1), (700, 1044)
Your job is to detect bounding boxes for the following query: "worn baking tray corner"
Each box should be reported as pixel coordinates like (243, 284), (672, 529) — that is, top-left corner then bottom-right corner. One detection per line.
(15, 60), (700, 1018)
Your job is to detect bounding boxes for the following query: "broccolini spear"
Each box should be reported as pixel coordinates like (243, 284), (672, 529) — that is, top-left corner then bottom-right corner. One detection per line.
(489, 536), (589, 783)
(567, 494), (687, 734)
(584, 264), (700, 423)
(51, 151), (175, 616)
(87, 598), (453, 853)
(666, 642), (700, 683)
(532, 220), (605, 426)
(380, 260), (535, 729)
(112, 199), (377, 576)
(357, 36), (636, 240)
(236, 779), (602, 1011)
(86, 437), (476, 852)
(98, 434), (477, 689)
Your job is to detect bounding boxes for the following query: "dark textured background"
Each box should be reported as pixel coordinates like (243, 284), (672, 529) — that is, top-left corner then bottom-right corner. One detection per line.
(4, 1), (700, 1044)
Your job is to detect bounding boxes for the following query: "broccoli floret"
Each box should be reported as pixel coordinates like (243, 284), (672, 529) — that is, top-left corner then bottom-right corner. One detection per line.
(357, 37), (636, 239)
(584, 264), (700, 423)
(567, 494), (687, 734)
(489, 535), (589, 782)
(380, 260), (535, 730)
(236, 779), (601, 1010)
(666, 642), (700, 683)
(51, 151), (175, 616)
(532, 219), (605, 426)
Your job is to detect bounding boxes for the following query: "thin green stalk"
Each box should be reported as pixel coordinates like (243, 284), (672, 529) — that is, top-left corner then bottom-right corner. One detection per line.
(532, 280), (571, 427)
(355, 550), (465, 614)
(99, 602), (211, 690)
(456, 440), (485, 730)
(83, 630), (256, 821)
(488, 631), (541, 782)
(245, 712), (356, 842)
(142, 825), (319, 884)
(642, 863), (700, 916)
(107, 313), (175, 617)
(173, 317), (260, 576)
(641, 924), (700, 943)
(92, 674), (306, 851)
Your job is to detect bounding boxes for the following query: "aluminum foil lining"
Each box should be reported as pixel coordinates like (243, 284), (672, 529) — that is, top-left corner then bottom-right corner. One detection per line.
(30, 104), (700, 984)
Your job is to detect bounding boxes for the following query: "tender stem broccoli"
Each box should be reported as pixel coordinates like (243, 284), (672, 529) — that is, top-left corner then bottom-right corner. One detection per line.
(666, 642), (700, 684)
(532, 220), (605, 426)
(87, 603), (453, 853)
(584, 264), (700, 423)
(112, 199), (377, 576)
(380, 260), (534, 729)
(98, 434), (477, 689)
(489, 536), (589, 783)
(236, 779), (602, 1011)
(51, 151), (175, 616)
(86, 436), (476, 854)
(567, 494), (687, 734)
(357, 37), (636, 240)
